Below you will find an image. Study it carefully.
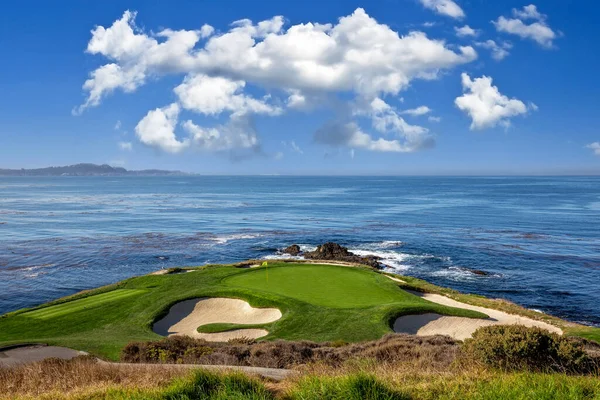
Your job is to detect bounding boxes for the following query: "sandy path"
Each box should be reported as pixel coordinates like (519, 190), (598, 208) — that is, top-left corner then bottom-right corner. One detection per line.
(1, 346), (295, 380)
(388, 277), (562, 340)
(0, 345), (87, 367)
(153, 298), (282, 341)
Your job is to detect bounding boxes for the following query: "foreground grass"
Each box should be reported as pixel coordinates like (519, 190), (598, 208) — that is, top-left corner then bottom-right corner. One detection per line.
(289, 372), (600, 400)
(3, 359), (599, 400)
(0, 263), (484, 360)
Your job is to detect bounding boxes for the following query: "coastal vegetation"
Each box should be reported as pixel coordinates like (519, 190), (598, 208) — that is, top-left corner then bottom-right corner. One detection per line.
(2, 354), (599, 400)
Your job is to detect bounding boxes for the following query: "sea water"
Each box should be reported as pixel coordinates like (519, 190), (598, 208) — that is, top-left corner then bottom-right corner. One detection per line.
(1, 176), (599, 326)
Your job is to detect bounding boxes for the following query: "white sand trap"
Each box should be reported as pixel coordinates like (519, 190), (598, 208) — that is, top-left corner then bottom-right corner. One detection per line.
(153, 298), (282, 342)
(389, 278), (562, 340)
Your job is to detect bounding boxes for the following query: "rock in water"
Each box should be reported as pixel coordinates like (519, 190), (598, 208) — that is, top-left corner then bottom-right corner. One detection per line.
(304, 242), (382, 269)
(306, 242), (352, 258)
(283, 244), (301, 256)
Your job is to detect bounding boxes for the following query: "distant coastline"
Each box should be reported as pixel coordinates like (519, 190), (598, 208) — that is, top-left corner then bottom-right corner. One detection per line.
(0, 163), (187, 177)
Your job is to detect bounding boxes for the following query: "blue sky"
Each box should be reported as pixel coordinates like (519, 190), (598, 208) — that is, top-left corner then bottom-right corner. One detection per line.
(1, 0), (599, 175)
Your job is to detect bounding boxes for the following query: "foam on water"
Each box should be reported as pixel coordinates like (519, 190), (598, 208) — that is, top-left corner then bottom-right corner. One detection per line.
(349, 249), (412, 271)
(211, 233), (264, 244)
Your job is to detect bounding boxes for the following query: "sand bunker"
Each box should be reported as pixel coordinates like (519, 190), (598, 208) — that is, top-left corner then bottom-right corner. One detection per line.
(153, 298), (282, 342)
(390, 281), (562, 340)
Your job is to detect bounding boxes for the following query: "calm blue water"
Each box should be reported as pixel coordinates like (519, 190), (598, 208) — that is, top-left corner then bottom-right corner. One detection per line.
(1, 176), (599, 326)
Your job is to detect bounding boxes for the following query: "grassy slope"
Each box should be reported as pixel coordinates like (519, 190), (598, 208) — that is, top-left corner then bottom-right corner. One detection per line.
(5, 367), (600, 400)
(387, 272), (600, 343)
(0, 263), (485, 360)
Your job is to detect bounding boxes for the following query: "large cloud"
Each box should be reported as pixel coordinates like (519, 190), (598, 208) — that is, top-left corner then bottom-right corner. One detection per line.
(455, 73), (532, 130)
(80, 8), (477, 154)
(493, 4), (558, 48)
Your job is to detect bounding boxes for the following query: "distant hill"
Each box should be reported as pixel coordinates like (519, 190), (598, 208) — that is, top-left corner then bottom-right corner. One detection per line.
(0, 163), (186, 176)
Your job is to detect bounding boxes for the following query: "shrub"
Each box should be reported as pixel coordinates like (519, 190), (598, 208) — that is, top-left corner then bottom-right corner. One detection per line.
(228, 337), (257, 345)
(462, 325), (594, 373)
(122, 334), (459, 369)
(160, 369), (274, 400)
(122, 336), (213, 364)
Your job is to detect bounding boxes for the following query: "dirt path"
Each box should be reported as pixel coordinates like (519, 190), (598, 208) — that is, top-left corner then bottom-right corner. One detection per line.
(1, 345), (295, 380)
(106, 362), (296, 380)
(0, 345), (87, 367)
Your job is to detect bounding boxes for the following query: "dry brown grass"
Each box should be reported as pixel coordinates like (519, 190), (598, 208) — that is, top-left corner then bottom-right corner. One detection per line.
(121, 333), (460, 369)
(0, 356), (189, 400)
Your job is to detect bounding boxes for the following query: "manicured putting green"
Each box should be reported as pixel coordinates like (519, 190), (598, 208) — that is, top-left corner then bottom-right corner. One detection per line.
(224, 265), (416, 308)
(23, 289), (146, 320)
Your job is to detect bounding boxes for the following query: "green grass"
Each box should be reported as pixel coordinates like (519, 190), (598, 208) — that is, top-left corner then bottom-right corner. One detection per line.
(13, 370), (600, 400)
(0, 263), (486, 360)
(225, 265), (415, 308)
(22, 289), (146, 320)
(289, 373), (600, 400)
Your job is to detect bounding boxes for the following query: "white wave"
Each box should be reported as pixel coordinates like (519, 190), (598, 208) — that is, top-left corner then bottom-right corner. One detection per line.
(350, 249), (411, 271)
(262, 254), (304, 261)
(369, 240), (403, 249)
(211, 233), (263, 244)
(429, 267), (477, 282)
(23, 263), (55, 271)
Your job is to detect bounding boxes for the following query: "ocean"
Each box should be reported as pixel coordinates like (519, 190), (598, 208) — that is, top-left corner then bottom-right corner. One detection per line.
(0, 176), (599, 326)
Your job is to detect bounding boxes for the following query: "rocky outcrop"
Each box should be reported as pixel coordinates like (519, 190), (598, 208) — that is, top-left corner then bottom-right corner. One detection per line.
(282, 244), (301, 256)
(303, 242), (382, 269)
(455, 267), (493, 276)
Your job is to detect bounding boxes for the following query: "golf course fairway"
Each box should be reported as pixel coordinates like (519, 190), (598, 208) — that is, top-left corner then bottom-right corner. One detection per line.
(0, 263), (486, 360)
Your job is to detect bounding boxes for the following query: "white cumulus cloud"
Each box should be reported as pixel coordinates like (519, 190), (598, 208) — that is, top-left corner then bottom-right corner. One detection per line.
(475, 40), (512, 61)
(315, 121), (424, 153)
(419, 0), (465, 19)
(586, 142), (600, 156)
(135, 103), (188, 153)
(493, 5), (558, 48)
(401, 105), (432, 116)
(182, 115), (260, 152)
(79, 8), (478, 155)
(174, 74), (281, 117)
(455, 25), (478, 37)
(455, 73), (532, 130)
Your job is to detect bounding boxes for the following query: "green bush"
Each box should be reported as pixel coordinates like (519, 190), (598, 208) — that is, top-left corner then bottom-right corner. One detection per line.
(161, 370), (273, 400)
(462, 325), (593, 373)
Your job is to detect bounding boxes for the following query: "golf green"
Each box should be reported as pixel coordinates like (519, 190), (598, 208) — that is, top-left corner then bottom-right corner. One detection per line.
(224, 265), (418, 308)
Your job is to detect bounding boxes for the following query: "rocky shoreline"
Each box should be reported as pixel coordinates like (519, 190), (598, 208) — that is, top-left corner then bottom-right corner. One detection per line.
(282, 242), (383, 269)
